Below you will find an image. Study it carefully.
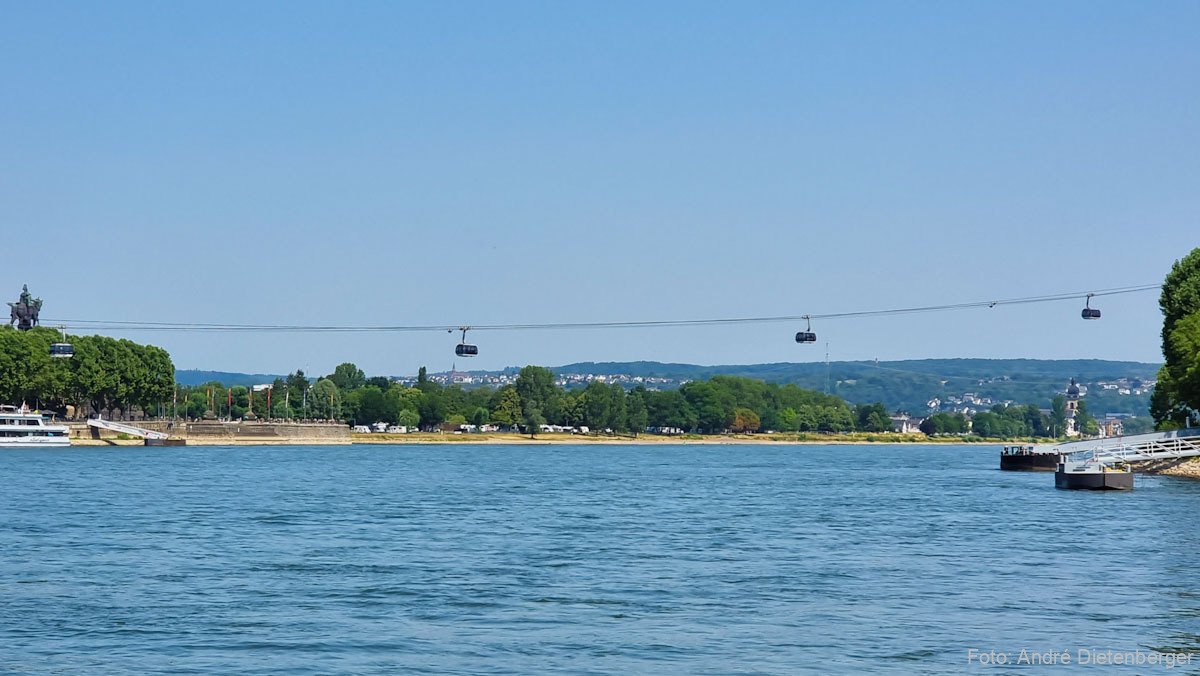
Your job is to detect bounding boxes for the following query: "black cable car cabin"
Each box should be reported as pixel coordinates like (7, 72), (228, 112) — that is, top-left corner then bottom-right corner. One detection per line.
(50, 342), (74, 358)
(795, 331), (817, 343)
(455, 343), (478, 357)
(1081, 308), (1101, 320)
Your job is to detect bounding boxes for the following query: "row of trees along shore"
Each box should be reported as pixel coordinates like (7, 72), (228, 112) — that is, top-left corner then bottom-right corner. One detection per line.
(179, 363), (1159, 439)
(0, 326), (174, 417)
(180, 365), (863, 435)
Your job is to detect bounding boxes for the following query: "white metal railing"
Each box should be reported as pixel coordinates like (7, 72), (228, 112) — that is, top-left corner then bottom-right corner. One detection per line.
(1058, 429), (1200, 465)
(87, 418), (169, 440)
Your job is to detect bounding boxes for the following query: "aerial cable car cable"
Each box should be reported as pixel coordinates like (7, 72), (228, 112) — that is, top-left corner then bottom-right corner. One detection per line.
(42, 283), (1159, 334)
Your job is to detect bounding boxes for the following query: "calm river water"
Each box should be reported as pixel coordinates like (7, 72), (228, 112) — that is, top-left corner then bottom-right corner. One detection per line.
(2, 443), (1199, 674)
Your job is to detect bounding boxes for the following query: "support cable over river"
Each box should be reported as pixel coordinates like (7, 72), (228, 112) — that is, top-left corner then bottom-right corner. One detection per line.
(42, 283), (1161, 335)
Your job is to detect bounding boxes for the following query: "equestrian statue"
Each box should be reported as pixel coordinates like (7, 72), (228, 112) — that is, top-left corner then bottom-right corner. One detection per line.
(8, 284), (43, 331)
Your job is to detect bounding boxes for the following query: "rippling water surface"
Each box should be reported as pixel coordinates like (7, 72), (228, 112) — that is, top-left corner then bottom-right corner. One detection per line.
(2, 443), (1199, 674)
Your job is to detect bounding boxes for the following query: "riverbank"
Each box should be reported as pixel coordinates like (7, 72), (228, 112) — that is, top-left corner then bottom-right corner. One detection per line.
(66, 431), (998, 446)
(1134, 456), (1200, 479)
(348, 431), (1004, 445)
(68, 420), (351, 445)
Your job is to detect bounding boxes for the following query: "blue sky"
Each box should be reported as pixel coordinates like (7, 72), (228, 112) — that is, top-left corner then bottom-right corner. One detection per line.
(2, 1), (1196, 376)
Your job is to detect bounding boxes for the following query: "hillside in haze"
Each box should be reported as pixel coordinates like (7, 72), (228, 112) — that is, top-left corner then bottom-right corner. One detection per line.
(548, 359), (1159, 415)
(179, 359), (1160, 416)
(175, 370), (287, 388)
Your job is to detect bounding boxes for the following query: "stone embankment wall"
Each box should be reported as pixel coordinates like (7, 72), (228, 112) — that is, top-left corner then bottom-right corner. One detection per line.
(70, 421), (351, 445)
(1133, 456), (1200, 480)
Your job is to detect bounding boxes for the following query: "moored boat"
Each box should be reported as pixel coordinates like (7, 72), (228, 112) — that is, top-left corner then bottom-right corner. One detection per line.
(0, 405), (71, 448)
(1000, 444), (1061, 471)
(1054, 458), (1133, 490)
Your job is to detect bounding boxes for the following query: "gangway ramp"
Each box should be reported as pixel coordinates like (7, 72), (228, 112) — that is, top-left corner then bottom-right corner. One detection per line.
(1054, 428), (1200, 465)
(87, 418), (169, 440)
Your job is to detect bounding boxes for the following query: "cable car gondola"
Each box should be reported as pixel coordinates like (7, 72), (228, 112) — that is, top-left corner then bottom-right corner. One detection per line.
(49, 326), (74, 358)
(50, 343), (74, 358)
(1081, 294), (1101, 320)
(795, 315), (817, 343)
(452, 327), (478, 357)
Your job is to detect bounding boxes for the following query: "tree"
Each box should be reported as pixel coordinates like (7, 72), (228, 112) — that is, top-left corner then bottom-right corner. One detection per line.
(366, 376), (392, 390)
(1122, 417), (1156, 435)
(777, 407), (799, 431)
(644, 389), (697, 431)
(309, 379), (341, 419)
(356, 386), (389, 424)
(1154, 313), (1200, 427)
(731, 407), (761, 433)
(490, 387), (523, 428)
(469, 406), (490, 427)
(523, 404), (545, 438)
(397, 409), (420, 429)
(417, 389), (447, 428)
(920, 412), (967, 435)
(1075, 400), (1100, 437)
(515, 366), (558, 422)
(559, 393), (584, 427)
(626, 390), (648, 436)
(581, 382), (608, 429)
(1152, 248), (1200, 428)
(286, 370), (309, 408)
(1050, 396), (1067, 437)
(855, 402), (892, 432)
(680, 381), (734, 433)
(327, 362), (366, 391)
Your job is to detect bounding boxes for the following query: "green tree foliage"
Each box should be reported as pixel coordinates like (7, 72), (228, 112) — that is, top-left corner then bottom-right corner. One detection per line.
(854, 402), (892, 432)
(626, 389), (648, 436)
(920, 412), (968, 435)
(643, 389), (697, 431)
(366, 376), (392, 390)
(731, 407), (761, 433)
(515, 365), (559, 422)
(559, 392), (584, 426)
(0, 327), (175, 418)
(523, 404), (545, 437)
(308, 378), (341, 419)
(1152, 250), (1200, 428)
(1075, 400), (1100, 437)
(679, 381), (734, 432)
(416, 381), (447, 427)
(490, 387), (523, 428)
(327, 362), (366, 391)
(1121, 416), (1156, 435)
(354, 386), (389, 424)
(1050, 396), (1068, 436)
(397, 409), (420, 429)
(469, 407), (490, 427)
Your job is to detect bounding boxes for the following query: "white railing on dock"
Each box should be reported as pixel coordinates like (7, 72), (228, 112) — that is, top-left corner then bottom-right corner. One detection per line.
(1054, 428), (1200, 465)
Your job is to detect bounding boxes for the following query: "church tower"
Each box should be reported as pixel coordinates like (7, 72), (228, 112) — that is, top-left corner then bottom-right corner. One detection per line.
(1065, 378), (1081, 436)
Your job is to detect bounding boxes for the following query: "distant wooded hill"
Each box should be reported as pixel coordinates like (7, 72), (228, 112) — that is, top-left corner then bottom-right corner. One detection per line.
(178, 358), (1160, 416)
(470, 359), (1161, 416)
(176, 370), (287, 388)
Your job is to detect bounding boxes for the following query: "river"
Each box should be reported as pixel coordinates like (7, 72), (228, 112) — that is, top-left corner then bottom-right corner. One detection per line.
(2, 443), (1198, 673)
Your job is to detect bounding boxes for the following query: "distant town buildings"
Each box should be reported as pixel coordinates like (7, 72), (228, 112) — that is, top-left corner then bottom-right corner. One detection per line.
(889, 414), (923, 434)
(396, 370), (683, 390)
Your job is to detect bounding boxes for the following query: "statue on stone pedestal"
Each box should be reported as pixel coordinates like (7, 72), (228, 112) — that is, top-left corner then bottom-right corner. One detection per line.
(7, 284), (43, 331)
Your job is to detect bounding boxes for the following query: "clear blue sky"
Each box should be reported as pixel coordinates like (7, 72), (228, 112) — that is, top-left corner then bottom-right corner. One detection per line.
(3, 1), (1196, 376)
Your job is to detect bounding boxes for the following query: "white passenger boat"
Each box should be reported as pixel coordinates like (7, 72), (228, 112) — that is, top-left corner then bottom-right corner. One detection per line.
(0, 405), (71, 447)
